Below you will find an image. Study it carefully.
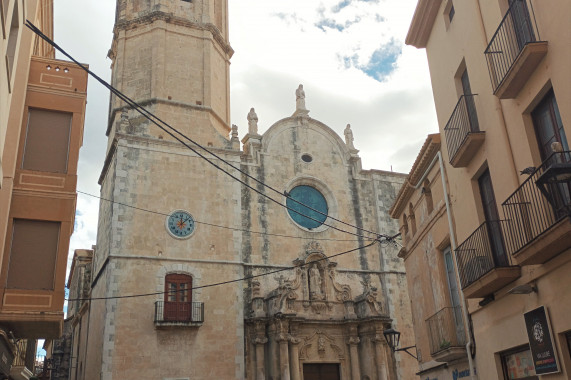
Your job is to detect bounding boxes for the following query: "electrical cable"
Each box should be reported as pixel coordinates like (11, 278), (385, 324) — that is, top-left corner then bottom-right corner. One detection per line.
(25, 20), (389, 242)
(67, 239), (387, 302)
(77, 190), (370, 242)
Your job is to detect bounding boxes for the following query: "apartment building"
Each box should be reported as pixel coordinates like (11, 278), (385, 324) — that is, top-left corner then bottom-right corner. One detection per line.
(0, 0), (88, 377)
(392, 0), (571, 379)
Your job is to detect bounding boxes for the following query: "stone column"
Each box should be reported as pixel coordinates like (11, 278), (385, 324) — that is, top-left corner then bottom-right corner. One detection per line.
(348, 336), (361, 380)
(371, 336), (388, 380)
(278, 334), (291, 380)
(254, 337), (268, 380)
(289, 336), (302, 380)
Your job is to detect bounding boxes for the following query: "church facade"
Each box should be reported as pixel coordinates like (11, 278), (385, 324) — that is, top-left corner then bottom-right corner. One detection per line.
(79, 1), (415, 379)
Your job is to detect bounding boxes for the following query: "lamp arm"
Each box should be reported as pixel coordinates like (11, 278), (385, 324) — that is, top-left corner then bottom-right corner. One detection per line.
(395, 345), (418, 360)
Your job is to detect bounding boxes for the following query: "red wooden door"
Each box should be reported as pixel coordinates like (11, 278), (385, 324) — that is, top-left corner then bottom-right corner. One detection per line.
(164, 274), (192, 321)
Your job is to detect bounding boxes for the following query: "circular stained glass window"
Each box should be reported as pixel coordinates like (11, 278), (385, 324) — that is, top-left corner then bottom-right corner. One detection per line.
(286, 185), (328, 229)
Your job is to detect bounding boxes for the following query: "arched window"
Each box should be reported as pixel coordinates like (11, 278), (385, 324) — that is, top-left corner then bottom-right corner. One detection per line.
(423, 179), (434, 214)
(409, 203), (417, 236)
(164, 273), (192, 322)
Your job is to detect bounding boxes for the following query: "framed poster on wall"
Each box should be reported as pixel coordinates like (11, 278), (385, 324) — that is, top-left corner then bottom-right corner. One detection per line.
(523, 306), (560, 375)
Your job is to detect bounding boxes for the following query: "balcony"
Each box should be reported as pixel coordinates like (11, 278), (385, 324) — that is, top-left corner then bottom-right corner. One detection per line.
(10, 340), (36, 380)
(456, 221), (521, 298)
(426, 307), (467, 363)
(502, 152), (571, 265)
(485, 0), (547, 99)
(154, 301), (204, 328)
(444, 95), (485, 168)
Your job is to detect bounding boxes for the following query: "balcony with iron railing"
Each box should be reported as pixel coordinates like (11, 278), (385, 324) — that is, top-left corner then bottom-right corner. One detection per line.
(502, 151), (571, 265)
(444, 94), (485, 167)
(455, 220), (521, 298)
(154, 301), (204, 328)
(425, 306), (467, 363)
(484, 0), (547, 99)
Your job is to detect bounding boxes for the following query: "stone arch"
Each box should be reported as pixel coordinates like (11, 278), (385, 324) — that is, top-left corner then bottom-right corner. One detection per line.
(408, 202), (417, 235)
(156, 263), (202, 301)
(422, 178), (434, 214)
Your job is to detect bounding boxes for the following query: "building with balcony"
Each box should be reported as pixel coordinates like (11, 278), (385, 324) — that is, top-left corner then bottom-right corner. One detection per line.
(1, 0), (88, 377)
(390, 134), (473, 378)
(396, 0), (571, 379)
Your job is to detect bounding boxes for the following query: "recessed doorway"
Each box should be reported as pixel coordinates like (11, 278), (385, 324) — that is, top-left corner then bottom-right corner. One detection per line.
(303, 363), (340, 380)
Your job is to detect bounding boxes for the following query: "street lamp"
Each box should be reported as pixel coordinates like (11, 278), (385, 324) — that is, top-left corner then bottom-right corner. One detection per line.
(383, 328), (418, 360)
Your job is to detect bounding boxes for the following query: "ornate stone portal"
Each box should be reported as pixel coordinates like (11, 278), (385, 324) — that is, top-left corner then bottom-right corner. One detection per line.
(246, 242), (394, 380)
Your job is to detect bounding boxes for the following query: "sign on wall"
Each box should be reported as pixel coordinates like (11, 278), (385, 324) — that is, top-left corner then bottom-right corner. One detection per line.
(523, 306), (560, 375)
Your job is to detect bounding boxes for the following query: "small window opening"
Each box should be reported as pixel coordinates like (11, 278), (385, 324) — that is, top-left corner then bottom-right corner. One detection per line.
(408, 203), (417, 236)
(301, 154), (313, 163)
(423, 179), (434, 214)
(448, 4), (455, 22)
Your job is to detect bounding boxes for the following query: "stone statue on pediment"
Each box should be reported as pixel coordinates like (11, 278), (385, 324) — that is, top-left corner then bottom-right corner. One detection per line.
(296, 84), (306, 110)
(344, 124), (355, 150)
(247, 107), (258, 135)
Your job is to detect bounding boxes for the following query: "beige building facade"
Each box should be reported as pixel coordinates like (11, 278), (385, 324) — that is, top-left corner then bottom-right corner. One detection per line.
(1, 0), (88, 378)
(78, 1), (417, 380)
(394, 0), (571, 379)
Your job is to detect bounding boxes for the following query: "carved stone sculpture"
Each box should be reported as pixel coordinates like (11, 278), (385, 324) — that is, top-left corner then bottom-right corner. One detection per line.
(309, 264), (324, 300)
(344, 124), (355, 150)
(295, 84), (306, 110)
(247, 107), (258, 135)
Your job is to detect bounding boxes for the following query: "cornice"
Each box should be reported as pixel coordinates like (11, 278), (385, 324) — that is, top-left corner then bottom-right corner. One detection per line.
(389, 133), (441, 218)
(405, 0), (443, 48)
(114, 11), (234, 57)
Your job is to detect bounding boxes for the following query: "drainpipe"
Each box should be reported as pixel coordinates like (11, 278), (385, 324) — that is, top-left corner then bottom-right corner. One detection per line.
(437, 152), (477, 380)
(411, 151), (477, 380)
(475, 0), (520, 189)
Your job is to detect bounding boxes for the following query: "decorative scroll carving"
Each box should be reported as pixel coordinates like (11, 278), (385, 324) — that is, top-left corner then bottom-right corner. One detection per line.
(348, 336), (360, 345)
(299, 330), (344, 361)
(253, 336), (268, 345)
(273, 267), (303, 313)
(357, 280), (383, 315)
(305, 241), (324, 255)
(328, 263), (352, 302)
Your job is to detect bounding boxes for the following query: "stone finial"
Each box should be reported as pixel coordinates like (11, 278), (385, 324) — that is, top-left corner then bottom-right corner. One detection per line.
(247, 108), (258, 135)
(344, 124), (355, 150)
(230, 124), (240, 150)
(295, 84), (306, 110)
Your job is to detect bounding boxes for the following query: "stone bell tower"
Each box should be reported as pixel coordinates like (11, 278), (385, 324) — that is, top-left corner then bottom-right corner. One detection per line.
(106, 0), (233, 148)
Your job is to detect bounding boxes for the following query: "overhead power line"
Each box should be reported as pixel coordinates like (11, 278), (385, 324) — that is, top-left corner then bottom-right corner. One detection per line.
(77, 190), (369, 242)
(67, 239), (388, 302)
(25, 20), (389, 242)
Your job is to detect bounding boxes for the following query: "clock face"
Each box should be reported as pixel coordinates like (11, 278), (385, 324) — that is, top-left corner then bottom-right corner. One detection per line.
(166, 210), (195, 239)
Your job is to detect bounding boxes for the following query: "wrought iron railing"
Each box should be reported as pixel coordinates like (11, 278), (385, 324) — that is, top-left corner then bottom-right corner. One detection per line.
(484, 0), (542, 92)
(502, 151), (571, 255)
(444, 94), (479, 164)
(455, 220), (517, 289)
(13, 339), (36, 371)
(425, 306), (466, 355)
(154, 301), (204, 323)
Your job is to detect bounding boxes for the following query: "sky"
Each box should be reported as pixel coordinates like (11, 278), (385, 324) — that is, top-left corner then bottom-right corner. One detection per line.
(51, 0), (438, 290)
